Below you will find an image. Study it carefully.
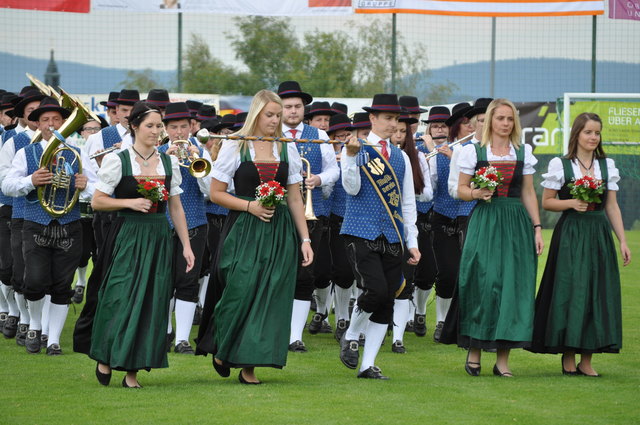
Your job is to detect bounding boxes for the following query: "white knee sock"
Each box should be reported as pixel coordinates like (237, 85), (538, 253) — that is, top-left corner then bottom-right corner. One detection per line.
(345, 307), (372, 341)
(167, 297), (175, 333)
(334, 286), (351, 322)
(14, 293), (30, 325)
(314, 287), (330, 315)
(198, 275), (209, 307)
(360, 322), (387, 372)
(174, 299), (197, 344)
(324, 286), (334, 317)
(436, 296), (452, 323)
(289, 299), (310, 344)
(415, 288), (432, 315)
(41, 295), (51, 335)
(0, 282), (8, 312)
(76, 266), (88, 288)
(392, 299), (411, 342)
(408, 300), (415, 324)
(0, 283), (18, 316)
(47, 303), (69, 346)
(27, 298), (45, 331)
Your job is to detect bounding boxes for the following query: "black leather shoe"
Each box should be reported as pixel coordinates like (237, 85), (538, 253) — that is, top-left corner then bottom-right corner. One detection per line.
(340, 335), (359, 369)
(96, 363), (112, 386)
(391, 340), (406, 354)
(288, 340), (307, 353)
(0, 312), (7, 333)
(493, 364), (513, 377)
(2, 315), (18, 338)
(319, 320), (333, 334)
(334, 319), (349, 342)
(464, 350), (481, 376)
(433, 321), (444, 342)
(40, 334), (48, 349)
(25, 329), (42, 354)
(15, 323), (28, 346)
(174, 340), (195, 354)
(71, 285), (85, 304)
(46, 343), (63, 356)
(405, 320), (414, 333)
(212, 357), (231, 378)
(308, 312), (326, 335)
(357, 366), (389, 380)
(238, 370), (261, 385)
(414, 314), (427, 337)
(122, 377), (142, 388)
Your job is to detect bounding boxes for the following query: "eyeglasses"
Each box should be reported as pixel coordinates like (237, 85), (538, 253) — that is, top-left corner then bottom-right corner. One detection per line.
(82, 127), (101, 133)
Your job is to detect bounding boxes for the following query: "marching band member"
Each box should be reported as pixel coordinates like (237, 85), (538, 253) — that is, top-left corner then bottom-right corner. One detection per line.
(145, 89), (171, 116)
(339, 94), (420, 379)
(399, 95), (427, 138)
(3, 96), (95, 355)
(453, 98), (543, 377)
(90, 102), (194, 388)
(276, 81), (338, 353)
(196, 89), (312, 384)
(186, 100), (203, 137)
(529, 113), (630, 377)
(1, 87), (33, 145)
(158, 102), (212, 354)
(99, 92), (120, 126)
(331, 102), (348, 115)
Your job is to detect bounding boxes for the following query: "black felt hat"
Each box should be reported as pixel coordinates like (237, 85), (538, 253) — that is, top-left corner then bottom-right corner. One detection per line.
(421, 106), (451, 123)
(351, 112), (372, 129)
(27, 96), (71, 122)
(186, 100), (203, 117)
(0, 93), (19, 111)
(200, 118), (219, 133)
(445, 102), (472, 127)
(305, 101), (336, 119)
(100, 91), (120, 108)
(465, 98), (493, 119)
(331, 102), (348, 115)
(162, 102), (192, 123)
(232, 112), (247, 129)
(399, 114), (418, 125)
(145, 89), (171, 107)
(399, 96), (427, 114)
(362, 94), (403, 113)
(328, 113), (352, 134)
(114, 89), (140, 106)
(213, 114), (236, 133)
(277, 81), (313, 105)
(13, 89), (46, 119)
(196, 105), (216, 121)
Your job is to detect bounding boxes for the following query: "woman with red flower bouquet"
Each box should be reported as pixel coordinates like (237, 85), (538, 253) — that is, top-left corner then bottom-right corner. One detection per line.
(453, 99), (544, 377)
(528, 113), (631, 376)
(89, 102), (195, 388)
(196, 90), (312, 385)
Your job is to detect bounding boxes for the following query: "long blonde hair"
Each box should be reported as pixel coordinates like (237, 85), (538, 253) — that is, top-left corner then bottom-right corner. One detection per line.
(233, 89), (284, 154)
(481, 98), (522, 149)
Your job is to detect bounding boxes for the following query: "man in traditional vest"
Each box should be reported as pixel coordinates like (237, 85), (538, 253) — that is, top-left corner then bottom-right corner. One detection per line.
(339, 94), (420, 379)
(277, 81), (339, 353)
(2, 96), (95, 355)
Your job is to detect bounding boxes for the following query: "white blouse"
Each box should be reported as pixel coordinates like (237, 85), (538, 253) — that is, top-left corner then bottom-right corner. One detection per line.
(458, 143), (537, 176)
(211, 140), (303, 186)
(96, 146), (183, 196)
(541, 157), (620, 191)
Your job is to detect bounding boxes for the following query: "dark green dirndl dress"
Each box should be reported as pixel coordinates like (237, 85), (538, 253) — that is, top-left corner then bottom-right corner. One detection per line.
(198, 145), (298, 369)
(457, 144), (538, 349)
(90, 150), (175, 371)
(529, 158), (622, 354)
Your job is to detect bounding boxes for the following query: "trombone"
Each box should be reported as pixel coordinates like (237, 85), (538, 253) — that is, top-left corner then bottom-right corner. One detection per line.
(424, 132), (476, 159)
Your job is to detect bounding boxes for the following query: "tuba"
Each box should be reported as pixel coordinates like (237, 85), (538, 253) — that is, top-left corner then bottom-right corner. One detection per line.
(300, 157), (317, 221)
(171, 139), (211, 178)
(38, 96), (101, 218)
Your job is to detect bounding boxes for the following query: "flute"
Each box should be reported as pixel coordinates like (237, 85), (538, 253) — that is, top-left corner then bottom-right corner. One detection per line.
(89, 146), (118, 159)
(424, 132), (476, 159)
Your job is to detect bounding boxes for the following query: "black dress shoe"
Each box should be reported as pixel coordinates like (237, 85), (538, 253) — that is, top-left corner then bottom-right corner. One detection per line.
(46, 343), (62, 356)
(308, 312), (326, 335)
(414, 314), (427, 337)
(464, 350), (481, 376)
(433, 321), (444, 342)
(25, 329), (42, 354)
(493, 364), (513, 377)
(0, 312), (7, 333)
(357, 366), (389, 380)
(71, 285), (85, 304)
(2, 315), (18, 338)
(212, 357), (230, 378)
(288, 340), (307, 353)
(391, 340), (406, 354)
(339, 335), (359, 369)
(561, 353), (579, 376)
(122, 377), (142, 388)
(96, 363), (112, 386)
(238, 370), (261, 385)
(334, 319), (349, 342)
(174, 340), (195, 354)
(576, 363), (601, 377)
(15, 323), (28, 346)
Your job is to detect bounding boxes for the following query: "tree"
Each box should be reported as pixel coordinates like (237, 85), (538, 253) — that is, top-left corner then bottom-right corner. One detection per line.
(119, 69), (163, 93)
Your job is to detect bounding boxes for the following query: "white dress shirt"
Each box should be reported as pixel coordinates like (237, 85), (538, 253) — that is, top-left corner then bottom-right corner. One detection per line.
(0, 128), (36, 184)
(282, 122), (339, 188)
(541, 157), (619, 191)
(448, 137), (479, 199)
(340, 131), (419, 250)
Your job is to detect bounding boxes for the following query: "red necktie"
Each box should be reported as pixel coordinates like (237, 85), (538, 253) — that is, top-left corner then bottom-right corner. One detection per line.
(289, 129), (298, 139)
(379, 140), (389, 160)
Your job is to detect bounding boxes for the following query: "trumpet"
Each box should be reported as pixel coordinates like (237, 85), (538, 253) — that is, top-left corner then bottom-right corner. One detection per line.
(300, 157), (317, 221)
(207, 134), (344, 144)
(424, 132), (476, 159)
(170, 139), (211, 178)
(89, 146), (118, 160)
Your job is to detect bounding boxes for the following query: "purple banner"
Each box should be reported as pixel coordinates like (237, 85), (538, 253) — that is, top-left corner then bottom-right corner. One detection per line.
(609, 0), (640, 21)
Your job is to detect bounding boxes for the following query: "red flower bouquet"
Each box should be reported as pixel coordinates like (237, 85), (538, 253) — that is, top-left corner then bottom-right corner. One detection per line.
(255, 180), (287, 207)
(568, 175), (604, 205)
(470, 166), (503, 202)
(137, 179), (169, 213)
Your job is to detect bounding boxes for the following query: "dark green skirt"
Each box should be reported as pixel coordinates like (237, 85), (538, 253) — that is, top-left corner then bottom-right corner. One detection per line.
(529, 210), (622, 354)
(458, 197), (537, 348)
(213, 203), (298, 368)
(90, 213), (174, 371)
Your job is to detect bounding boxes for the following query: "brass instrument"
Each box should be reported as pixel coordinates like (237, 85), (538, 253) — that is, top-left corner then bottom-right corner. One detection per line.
(171, 139), (211, 178)
(196, 128), (210, 145)
(424, 132), (476, 159)
(89, 146), (118, 160)
(300, 157), (317, 221)
(207, 134), (343, 144)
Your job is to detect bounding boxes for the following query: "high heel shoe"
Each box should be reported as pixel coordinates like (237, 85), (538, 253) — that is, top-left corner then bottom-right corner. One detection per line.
(493, 364), (513, 377)
(576, 363), (601, 378)
(464, 350), (481, 376)
(121, 376), (142, 388)
(238, 370), (261, 385)
(212, 357), (230, 378)
(95, 363), (111, 386)
(561, 354), (579, 376)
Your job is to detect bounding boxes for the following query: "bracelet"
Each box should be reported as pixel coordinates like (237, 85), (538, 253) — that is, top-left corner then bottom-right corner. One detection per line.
(302, 238), (312, 244)
(246, 200), (251, 212)
(533, 224), (542, 229)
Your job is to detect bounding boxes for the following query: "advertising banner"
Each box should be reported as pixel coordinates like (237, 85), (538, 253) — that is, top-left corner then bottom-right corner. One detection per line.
(0, 0), (90, 13)
(609, 0), (640, 21)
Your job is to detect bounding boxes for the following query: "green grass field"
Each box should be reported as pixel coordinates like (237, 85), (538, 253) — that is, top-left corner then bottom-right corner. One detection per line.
(2, 230), (639, 425)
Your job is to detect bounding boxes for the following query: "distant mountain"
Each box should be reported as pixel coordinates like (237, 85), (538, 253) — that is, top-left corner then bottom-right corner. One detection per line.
(419, 58), (640, 102)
